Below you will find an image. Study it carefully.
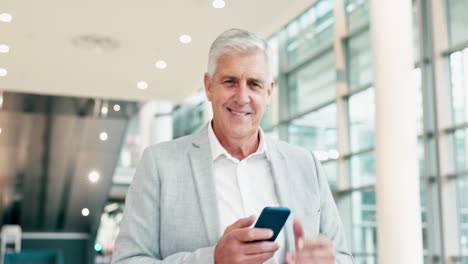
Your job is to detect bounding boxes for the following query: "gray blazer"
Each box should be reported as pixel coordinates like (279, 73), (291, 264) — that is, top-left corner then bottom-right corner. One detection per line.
(112, 125), (353, 263)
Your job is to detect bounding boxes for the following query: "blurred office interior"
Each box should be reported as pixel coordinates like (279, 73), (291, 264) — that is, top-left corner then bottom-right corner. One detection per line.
(0, 0), (467, 263)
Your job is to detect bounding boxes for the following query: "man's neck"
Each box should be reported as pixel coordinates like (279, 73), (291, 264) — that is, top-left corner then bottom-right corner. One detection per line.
(212, 124), (260, 161)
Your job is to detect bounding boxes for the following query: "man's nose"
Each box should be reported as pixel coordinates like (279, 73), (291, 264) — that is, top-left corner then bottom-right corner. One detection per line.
(234, 83), (250, 105)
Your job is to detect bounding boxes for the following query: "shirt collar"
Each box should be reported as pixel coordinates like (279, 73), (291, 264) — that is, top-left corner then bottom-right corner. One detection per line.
(208, 121), (269, 162)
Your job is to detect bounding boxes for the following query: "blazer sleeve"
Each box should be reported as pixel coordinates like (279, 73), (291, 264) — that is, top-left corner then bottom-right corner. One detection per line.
(311, 153), (354, 264)
(111, 147), (215, 264)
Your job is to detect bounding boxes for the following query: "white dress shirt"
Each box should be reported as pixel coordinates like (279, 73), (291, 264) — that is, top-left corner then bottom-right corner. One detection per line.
(208, 122), (286, 264)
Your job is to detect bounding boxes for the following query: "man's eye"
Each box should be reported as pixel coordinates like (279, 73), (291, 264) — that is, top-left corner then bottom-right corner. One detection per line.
(224, 80), (234, 84)
(250, 82), (261, 88)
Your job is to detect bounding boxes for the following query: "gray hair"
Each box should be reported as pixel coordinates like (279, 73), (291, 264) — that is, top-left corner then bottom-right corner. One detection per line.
(207, 28), (272, 81)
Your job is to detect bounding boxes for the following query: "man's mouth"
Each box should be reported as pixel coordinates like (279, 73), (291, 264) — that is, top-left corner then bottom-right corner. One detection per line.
(227, 107), (250, 116)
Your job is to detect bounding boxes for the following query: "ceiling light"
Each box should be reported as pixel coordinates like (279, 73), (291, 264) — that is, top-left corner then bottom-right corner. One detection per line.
(155, 60), (167, 69)
(88, 170), (100, 183)
(137, 81), (148, 90)
(0, 45), (9, 53)
(101, 106), (108, 115)
(179, 34), (192, 44)
(0, 13), (12, 23)
(99, 132), (108, 141)
(0, 68), (7, 77)
(0, 128), (2, 135)
(212, 0), (226, 9)
(82, 208), (90, 216)
(113, 104), (121, 112)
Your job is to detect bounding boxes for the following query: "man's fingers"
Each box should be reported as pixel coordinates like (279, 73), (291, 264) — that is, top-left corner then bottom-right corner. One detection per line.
(224, 215), (256, 234)
(242, 251), (276, 264)
(302, 236), (334, 251)
(242, 241), (279, 255)
(293, 219), (304, 251)
(233, 227), (274, 242)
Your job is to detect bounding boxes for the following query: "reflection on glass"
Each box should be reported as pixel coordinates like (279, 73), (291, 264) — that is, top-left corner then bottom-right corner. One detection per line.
(173, 102), (204, 138)
(454, 129), (468, 172)
(414, 68), (424, 135)
(351, 189), (377, 263)
(450, 48), (468, 125)
(347, 30), (373, 90)
(288, 51), (336, 115)
(349, 88), (375, 152)
(286, 0), (334, 66)
(349, 151), (375, 187)
(344, 0), (369, 31)
(268, 35), (280, 80)
(456, 176), (468, 256)
(323, 160), (338, 190)
(447, 0), (468, 46)
(288, 104), (337, 155)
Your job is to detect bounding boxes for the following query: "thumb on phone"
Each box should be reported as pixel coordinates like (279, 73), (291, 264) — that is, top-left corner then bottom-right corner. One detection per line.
(224, 215), (256, 234)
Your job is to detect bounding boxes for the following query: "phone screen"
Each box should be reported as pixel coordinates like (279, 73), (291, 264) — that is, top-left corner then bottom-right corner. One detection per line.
(253, 207), (291, 242)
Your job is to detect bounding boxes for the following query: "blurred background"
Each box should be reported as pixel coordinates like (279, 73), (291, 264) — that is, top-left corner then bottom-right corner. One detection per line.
(0, 0), (467, 263)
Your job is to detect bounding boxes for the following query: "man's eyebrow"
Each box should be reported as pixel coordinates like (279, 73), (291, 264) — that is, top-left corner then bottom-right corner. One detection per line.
(247, 77), (265, 83)
(220, 75), (238, 80)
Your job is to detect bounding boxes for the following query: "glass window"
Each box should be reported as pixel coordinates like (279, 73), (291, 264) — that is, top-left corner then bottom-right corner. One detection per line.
(347, 30), (373, 90)
(323, 160), (338, 190)
(348, 88), (375, 152)
(454, 128), (468, 172)
(351, 189), (377, 261)
(288, 51), (336, 115)
(349, 151), (375, 188)
(286, 0), (335, 66)
(268, 35), (280, 80)
(447, 0), (468, 46)
(288, 104), (337, 154)
(456, 175), (468, 256)
(345, 0), (369, 31)
(450, 48), (468, 126)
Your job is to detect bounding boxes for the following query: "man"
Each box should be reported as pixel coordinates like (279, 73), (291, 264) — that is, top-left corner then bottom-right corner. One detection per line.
(112, 29), (353, 264)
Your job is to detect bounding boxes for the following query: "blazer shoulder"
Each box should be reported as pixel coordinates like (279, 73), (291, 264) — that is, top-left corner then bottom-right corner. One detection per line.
(145, 133), (198, 157)
(273, 139), (314, 160)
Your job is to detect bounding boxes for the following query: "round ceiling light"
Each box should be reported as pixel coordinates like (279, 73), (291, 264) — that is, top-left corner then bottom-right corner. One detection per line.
(155, 60), (167, 69)
(0, 68), (7, 77)
(0, 45), (9, 53)
(179, 34), (192, 44)
(0, 13), (12, 23)
(82, 208), (90, 216)
(212, 0), (226, 9)
(137, 81), (148, 90)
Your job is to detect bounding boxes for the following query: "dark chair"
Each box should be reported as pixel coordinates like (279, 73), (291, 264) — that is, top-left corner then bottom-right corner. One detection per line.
(3, 250), (64, 264)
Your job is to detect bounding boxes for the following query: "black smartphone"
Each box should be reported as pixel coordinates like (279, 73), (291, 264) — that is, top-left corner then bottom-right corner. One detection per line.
(253, 207), (291, 242)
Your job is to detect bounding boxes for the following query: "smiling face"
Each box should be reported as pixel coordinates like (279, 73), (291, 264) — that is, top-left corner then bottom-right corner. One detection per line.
(204, 50), (274, 144)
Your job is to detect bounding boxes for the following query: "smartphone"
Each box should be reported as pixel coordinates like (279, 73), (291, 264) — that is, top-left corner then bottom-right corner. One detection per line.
(253, 207), (291, 242)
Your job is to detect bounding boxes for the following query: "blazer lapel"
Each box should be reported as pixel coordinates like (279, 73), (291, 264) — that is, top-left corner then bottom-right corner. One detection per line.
(188, 126), (221, 245)
(266, 138), (296, 252)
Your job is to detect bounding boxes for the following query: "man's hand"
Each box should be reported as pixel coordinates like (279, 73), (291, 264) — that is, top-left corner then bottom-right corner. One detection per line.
(285, 219), (335, 264)
(215, 215), (280, 264)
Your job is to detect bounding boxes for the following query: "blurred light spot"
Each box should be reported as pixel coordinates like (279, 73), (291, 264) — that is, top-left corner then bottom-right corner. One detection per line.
(88, 170), (100, 183)
(212, 0), (225, 8)
(179, 34), (192, 44)
(82, 208), (90, 216)
(137, 81), (148, 90)
(155, 60), (167, 69)
(99, 132), (108, 141)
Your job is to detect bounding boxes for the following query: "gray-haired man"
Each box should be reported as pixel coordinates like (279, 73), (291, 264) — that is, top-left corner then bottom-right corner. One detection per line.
(112, 29), (353, 264)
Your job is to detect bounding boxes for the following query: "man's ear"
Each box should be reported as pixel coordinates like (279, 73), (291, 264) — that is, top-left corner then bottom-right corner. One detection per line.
(204, 72), (213, 101)
(266, 80), (274, 104)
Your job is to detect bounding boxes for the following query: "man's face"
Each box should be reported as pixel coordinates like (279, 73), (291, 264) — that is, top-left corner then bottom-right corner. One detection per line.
(204, 50), (274, 142)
